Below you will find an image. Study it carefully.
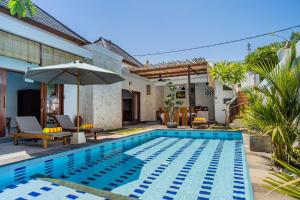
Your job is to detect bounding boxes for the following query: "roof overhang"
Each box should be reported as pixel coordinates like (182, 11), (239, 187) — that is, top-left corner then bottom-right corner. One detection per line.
(0, 7), (89, 45)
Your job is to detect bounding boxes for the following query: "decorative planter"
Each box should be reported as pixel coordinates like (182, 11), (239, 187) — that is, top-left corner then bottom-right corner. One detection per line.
(249, 135), (272, 153)
(167, 122), (178, 128)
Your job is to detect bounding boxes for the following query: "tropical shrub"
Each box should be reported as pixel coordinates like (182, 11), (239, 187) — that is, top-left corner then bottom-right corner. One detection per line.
(164, 82), (183, 123)
(242, 43), (300, 163)
(264, 159), (300, 199)
(209, 61), (247, 126)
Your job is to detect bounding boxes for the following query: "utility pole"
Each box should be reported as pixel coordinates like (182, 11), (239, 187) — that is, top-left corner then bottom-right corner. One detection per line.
(247, 43), (251, 55)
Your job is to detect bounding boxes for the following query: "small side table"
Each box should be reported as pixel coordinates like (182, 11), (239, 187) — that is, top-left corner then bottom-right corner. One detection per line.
(70, 132), (86, 144)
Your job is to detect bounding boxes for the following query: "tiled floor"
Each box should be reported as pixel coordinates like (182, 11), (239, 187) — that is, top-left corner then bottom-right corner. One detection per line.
(0, 179), (104, 200)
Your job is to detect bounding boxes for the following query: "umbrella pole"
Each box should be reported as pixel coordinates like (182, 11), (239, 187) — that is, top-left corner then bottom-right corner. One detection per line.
(77, 75), (80, 133)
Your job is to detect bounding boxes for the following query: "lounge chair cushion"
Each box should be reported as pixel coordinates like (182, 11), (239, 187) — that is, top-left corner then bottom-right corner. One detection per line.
(16, 116), (43, 132)
(25, 131), (71, 137)
(56, 115), (103, 132)
(55, 115), (75, 129)
(16, 116), (72, 137)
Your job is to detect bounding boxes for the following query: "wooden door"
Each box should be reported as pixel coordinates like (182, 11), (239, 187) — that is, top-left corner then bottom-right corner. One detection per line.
(0, 70), (7, 137)
(132, 91), (140, 122)
(40, 84), (64, 127)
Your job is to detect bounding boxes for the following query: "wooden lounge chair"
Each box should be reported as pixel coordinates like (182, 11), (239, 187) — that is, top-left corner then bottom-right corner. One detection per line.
(55, 115), (103, 140)
(14, 116), (72, 149)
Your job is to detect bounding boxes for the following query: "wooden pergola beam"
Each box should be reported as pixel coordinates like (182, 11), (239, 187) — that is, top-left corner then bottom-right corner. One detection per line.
(143, 71), (207, 79)
(136, 69), (207, 77)
(129, 62), (207, 73)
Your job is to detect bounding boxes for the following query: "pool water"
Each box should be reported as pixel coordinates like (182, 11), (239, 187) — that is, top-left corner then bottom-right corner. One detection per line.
(0, 130), (254, 200)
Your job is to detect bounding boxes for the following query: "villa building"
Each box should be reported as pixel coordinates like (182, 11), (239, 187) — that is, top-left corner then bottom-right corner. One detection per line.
(0, 1), (257, 136)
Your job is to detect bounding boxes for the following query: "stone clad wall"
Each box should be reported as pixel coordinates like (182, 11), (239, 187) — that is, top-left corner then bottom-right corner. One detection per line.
(81, 44), (123, 130)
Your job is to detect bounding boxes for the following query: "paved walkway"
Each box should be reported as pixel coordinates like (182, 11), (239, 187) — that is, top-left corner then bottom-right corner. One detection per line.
(0, 125), (294, 199)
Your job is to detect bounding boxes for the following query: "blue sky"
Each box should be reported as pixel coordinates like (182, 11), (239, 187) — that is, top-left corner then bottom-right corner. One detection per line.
(34, 0), (300, 64)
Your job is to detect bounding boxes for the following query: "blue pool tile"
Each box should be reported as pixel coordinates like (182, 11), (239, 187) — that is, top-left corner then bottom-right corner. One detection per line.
(233, 196), (246, 200)
(66, 194), (78, 199)
(199, 190), (210, 195)
(143, 180), (152, 184)
(234, 181), (244, 184)
(139, 184), (149, 189)
(81, 181), (89, 185)
(176, 177), (185, 181)
(198, 197), (209, 200)
(170, 185), (180, 190)
(51, 183), (60, 186)
(28, 191), (41, 197)
(19, 180), (28, 184)
(173, 181), (182, 185)
(109, 183), (118, 187)
(166, 190), (177, 195)
(40, 186), (52, 191)
(76, 190), (85, 194)
(201, 185), (212, 190)
(7, 184), (17, 189)
(151, 173), (160, 176)
(129, 194), (139, 198)
(103, 187), (112, 191)
(203, 181), (213, 185)
(134, 189), (144, 194)
(206, 173), (215, 177)
(87, 177), (96, 181)
(15, 198), (27, 200)
(234, 190), (245, 194)
(162, 196), (173, 200)
(178, 173), (187, 177)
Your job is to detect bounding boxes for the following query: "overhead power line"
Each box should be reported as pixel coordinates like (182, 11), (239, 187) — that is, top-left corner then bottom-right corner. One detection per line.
(133, 24), (300, 57)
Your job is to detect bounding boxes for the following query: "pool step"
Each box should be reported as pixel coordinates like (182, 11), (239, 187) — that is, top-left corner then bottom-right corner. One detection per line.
(37, 175), (136, 200)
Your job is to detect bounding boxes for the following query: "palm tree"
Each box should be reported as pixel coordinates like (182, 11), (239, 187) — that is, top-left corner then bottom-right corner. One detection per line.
(242, 42), (300, 163)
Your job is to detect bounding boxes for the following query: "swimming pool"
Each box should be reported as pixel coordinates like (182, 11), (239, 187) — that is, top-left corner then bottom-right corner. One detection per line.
(0, 130), (254, 200)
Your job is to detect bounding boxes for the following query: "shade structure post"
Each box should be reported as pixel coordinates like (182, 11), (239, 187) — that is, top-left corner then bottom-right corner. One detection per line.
(188, 66), (192, 128)
(76, 75), (80, 133)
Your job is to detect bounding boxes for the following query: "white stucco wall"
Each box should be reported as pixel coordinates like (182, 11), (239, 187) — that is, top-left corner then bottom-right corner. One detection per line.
(214, 82), (233, 123)
(122, 70), (157, 122)
(195, 83), (215, 120)
(6, 71), (40, 128)
(155, 86), (164, 110)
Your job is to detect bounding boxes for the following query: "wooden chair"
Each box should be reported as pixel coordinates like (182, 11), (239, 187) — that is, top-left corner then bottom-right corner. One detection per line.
(174, 108), (180, 124)
(14, 116), (71, 149)
(180, 107), (188, 126)
(163, 111), (170, 125)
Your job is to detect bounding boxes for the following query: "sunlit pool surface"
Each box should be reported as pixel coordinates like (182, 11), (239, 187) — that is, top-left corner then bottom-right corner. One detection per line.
(0, 130), (254, 200)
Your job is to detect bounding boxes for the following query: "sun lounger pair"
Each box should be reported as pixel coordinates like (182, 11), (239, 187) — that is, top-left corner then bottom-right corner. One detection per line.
(14, 115), (103, 149)
(14, 116), (72, 149)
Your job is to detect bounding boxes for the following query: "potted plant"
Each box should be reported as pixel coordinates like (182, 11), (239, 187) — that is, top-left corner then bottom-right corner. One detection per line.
(164, 82), (183, 128)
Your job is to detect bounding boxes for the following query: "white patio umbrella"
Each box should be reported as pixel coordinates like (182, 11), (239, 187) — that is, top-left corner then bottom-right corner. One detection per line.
(25, 60), (124, 132)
